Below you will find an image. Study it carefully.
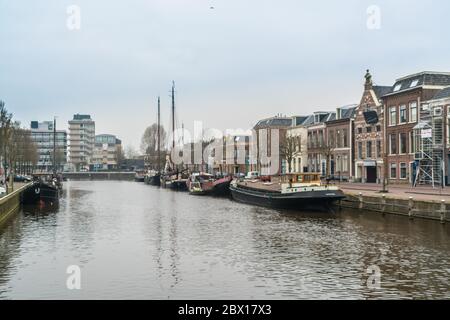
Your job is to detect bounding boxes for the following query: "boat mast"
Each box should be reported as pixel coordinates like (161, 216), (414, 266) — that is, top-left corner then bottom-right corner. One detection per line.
(157, 96), (161, 173)
(53, 117), (56, 176)
(171, 81), (175, 151)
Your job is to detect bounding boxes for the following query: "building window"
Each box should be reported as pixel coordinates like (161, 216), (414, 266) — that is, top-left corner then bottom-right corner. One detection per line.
(389, 134), (397, 155)
(390, 163), (397, 179)
(399, 105), (407, 124)
(366, 141), (372, 158)
(358, 142), (363, 159)
(336, 130), (342, 148)
(366, 127), (372, 133)
(318, 131), (324, 147)
(448, 106), (450, 145)
(343, 129), (348, 148)
(409, 102), (417, 122)
(433, 117), (443, 145)
(389, 107), (397, 126)
(400, 163), (407, 179)
(329, 130), (335, 148)
(343, 155), (348, 172)
(376, 125), (381, 132)
(399, 133), (407, 154)
(357, 127), (363, 134)
(376, 140), (382, 158)
(409, 131), (416, 154)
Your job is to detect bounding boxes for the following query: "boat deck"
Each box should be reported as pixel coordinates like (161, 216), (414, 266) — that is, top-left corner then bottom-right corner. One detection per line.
(236, 180), (282, 193)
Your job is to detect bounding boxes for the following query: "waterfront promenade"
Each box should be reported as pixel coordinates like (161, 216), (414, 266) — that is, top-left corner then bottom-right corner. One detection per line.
(338, 182), (450, 203)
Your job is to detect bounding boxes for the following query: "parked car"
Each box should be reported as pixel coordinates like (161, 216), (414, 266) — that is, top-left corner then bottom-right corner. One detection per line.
(234, 173), (245, 179)
(13, 175), (32, 182)
(245, 171), (260, 179)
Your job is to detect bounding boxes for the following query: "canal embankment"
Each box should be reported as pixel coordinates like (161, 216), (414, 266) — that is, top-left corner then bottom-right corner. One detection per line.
(0, 182), (32, 226)
(339, 183), (450, 223)
(62, 172), (135, 181)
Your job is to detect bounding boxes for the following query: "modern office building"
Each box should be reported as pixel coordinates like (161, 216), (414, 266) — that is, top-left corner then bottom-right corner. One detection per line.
(91, 134), (122, 170)
(68, 114), (95, 171)
(30, 120), (68, 172)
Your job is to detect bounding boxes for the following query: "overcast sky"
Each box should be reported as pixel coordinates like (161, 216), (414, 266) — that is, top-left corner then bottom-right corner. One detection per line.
(1, 0), (449, 150)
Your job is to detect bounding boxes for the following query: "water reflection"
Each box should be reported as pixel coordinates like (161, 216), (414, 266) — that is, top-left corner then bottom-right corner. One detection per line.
(0, 181), (449, 299)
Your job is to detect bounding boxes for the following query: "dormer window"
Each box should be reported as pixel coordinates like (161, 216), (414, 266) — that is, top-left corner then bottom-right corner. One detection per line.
(410, 79), (419, 88)
(393, 84), (402, 92)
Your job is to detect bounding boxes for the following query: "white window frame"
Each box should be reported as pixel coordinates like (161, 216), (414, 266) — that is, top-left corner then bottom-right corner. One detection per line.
(409, 101), (418, 123)
(389, 134), (397, 155)
(399, 132), (407, 155)
(409, 131), (415, 155)
(389, 106), (397, 126)
(390, 163), (397, 179)
(400, 162), (407, 180)
(399, 105), (407, 124)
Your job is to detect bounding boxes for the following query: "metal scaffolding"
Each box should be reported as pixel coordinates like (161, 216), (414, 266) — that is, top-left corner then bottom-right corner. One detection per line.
(413, 105), (445, 187)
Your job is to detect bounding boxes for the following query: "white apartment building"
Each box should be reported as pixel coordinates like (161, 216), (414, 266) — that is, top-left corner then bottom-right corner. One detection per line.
(286, 116), (309, 173)
(68, 114), (95, 171)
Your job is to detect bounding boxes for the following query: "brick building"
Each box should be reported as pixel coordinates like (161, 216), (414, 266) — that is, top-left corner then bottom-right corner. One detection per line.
(354, 70), (391, 183)
(325, 105), (357, 181)
(383, 72), (450, 184)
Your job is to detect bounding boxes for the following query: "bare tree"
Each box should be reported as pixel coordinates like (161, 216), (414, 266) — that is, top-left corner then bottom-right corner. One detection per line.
(0, 101), (13, 191)
(49, 148), (66, 172)
(280, 135), (302, 173)
(124, 145), (139, 159)
(317, 139), (335, 182)
(115, 144), (125, 169)
(140, 124), (167, 169)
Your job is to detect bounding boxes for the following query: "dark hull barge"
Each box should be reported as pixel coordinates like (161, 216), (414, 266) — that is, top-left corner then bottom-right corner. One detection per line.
(230, 173), (345, 211)
(22, 181), (60, 205)
(230, 183), (345, 210)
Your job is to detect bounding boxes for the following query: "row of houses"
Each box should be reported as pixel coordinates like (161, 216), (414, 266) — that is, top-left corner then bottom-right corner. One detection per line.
(252, 70), (450, 186)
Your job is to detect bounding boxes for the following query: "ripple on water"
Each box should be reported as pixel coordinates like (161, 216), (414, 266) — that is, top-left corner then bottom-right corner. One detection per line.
(0, 180), (450, 299)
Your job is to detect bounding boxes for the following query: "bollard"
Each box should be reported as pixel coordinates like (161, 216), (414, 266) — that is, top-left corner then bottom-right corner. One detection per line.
(359, 192), (363, 210)
(441, 200), (446, 224)
(381, 194), (386, 215)
(408, 197), (414, 220)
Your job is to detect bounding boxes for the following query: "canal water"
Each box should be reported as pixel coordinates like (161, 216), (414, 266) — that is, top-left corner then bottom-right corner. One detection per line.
(0, 180), (450, 299)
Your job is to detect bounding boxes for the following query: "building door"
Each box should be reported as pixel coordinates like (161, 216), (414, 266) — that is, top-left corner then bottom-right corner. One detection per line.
(366, 166), (377, 183)
(410, 162), (417, 185)
(330, 158), (335, 177)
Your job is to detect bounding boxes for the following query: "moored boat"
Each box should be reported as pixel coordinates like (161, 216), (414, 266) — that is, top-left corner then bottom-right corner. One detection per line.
(187, 173), (232, 196)
(22, 177), (60, 206)
(187, 172), (214, 195)
(145, 170), (161, 186)
(211, 175), (232, 196)
(134, 170), (146, 182)
(230, 173), (345, 211)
